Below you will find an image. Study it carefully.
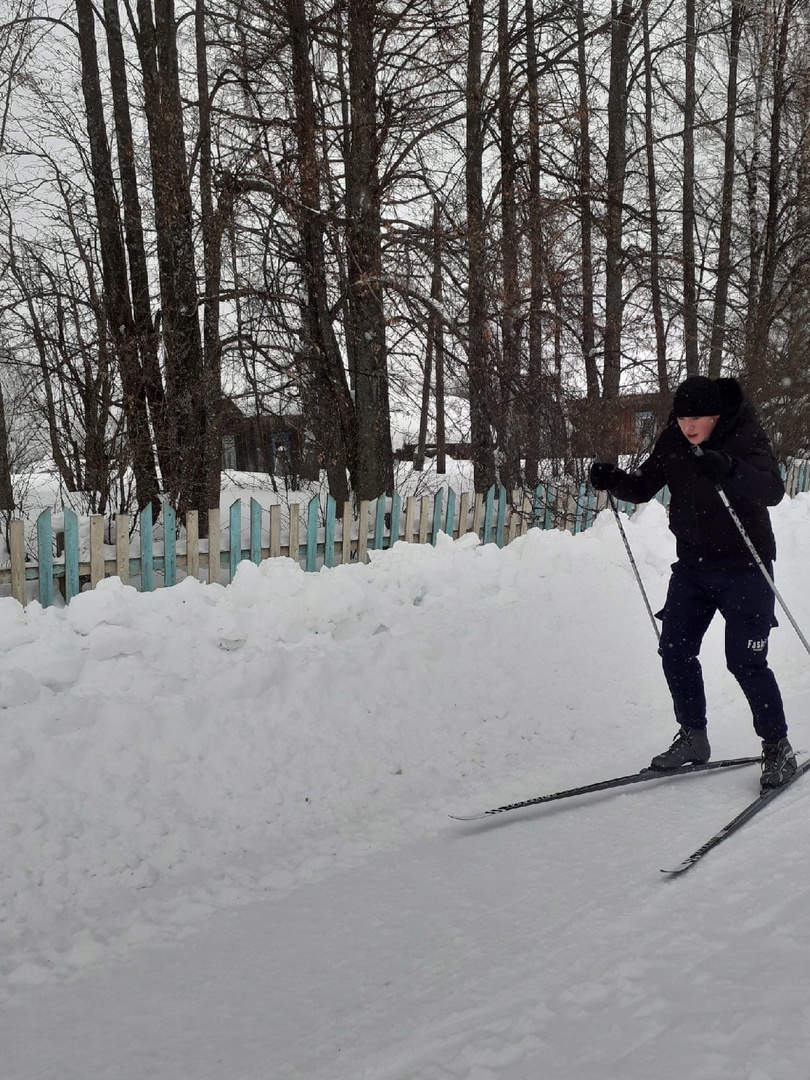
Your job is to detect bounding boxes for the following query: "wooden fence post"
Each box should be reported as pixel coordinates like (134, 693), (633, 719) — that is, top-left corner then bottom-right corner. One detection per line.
(9, 519), (25, 605)
(432, 490), (443, 545)
(185, 511), (199, 581)
(458, 492), (470, 537)
(471, 492), (484, 538)
(356, 500), (369, 563)
(89, 514), (105, 588)
(116, 513), (130, 584)
(418, 496), (429, 545)
(208, 507), (221, 584)
(269, 504), (281, 559)
(404, 496), (416, 542)
(289, 503), (300, 564)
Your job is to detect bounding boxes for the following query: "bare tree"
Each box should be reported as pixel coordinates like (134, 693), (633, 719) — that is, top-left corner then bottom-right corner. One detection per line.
(344, 0), (394, 499)
(465, 0), (496, 490)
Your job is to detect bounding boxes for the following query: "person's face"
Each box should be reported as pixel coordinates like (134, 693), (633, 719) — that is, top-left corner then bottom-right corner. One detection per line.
(677, 415), (720, 445)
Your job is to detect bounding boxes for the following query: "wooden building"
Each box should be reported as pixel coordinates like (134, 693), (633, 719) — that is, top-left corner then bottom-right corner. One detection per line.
(568, 392), (671, 458)
(219, 400), (321, 484)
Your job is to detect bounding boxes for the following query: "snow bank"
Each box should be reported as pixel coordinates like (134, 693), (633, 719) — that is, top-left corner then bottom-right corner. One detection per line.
(2, 494), (809, 994)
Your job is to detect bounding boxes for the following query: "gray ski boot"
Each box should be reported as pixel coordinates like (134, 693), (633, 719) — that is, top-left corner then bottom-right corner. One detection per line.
(650, 726), (711, 770)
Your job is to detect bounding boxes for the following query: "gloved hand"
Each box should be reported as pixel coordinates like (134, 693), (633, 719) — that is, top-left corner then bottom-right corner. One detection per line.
(589, 461), (626, 491)
(693, 448), (734, 482)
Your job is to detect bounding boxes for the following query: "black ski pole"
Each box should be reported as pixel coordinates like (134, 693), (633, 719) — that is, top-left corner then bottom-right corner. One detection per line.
(692, 445), (810, 659)
(605, 491), (661, 642)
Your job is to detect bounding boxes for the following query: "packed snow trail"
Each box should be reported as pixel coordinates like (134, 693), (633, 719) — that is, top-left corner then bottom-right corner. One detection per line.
(3, 494), (810, 1076)
(3, 750), (810, 1080)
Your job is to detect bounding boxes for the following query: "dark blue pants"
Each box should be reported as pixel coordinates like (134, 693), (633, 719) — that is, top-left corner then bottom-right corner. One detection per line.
(658, 560), (787, 742)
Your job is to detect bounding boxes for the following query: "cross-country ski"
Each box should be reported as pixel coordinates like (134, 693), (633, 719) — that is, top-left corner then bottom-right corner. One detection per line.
(662, 758), (810, 875)
(450, 756), (759, 820)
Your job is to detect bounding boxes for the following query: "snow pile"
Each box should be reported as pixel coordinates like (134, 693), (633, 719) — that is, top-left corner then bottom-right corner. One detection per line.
(2, 495), (810, 997)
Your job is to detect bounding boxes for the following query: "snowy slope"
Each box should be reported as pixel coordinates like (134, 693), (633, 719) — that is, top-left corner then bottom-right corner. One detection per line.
(2, 496), (810, 1077)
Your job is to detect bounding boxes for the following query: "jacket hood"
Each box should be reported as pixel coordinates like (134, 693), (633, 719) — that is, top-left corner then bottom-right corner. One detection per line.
(715, 377), (745, 415)
(709, 376), (750, 442)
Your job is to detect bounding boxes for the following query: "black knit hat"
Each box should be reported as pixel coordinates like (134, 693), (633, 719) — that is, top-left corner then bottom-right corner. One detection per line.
(673, 376), (722, 417)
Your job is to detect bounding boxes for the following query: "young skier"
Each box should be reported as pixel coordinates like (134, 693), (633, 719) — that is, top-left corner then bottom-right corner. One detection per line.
(590, 375), (796, 791)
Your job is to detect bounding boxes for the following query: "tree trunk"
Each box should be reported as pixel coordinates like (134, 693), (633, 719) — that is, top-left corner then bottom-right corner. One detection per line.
(708, 0), (744, 378)
(745, 0), (791, 388)
(525, 0), (544, 481)
(497, 0), (522, 490)
(602, 0), (635, 456)
(133, 0), (210, 521)
(466, 0), (496, 491)
(576, 0), (600, 400)
(102, 0), (169, 489)
(0, 377), (14, 511)
(641, 0), (668, 392)
(415, 204), (445, 474)
(344, 0), (394, 500)
(196, 0), (228, 514)
(682, 0), (699, 375)
(433, 214), (446, 477)
(75, 0), (160, 512)
(286, 0), (354, 506)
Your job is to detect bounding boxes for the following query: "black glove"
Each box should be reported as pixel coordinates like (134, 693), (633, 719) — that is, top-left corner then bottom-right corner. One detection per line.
(589, 462), (626, 491)
(693, 448), (734, 482)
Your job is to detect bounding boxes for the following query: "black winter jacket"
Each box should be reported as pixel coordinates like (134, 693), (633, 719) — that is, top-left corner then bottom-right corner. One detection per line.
(611, 378), (784, 564)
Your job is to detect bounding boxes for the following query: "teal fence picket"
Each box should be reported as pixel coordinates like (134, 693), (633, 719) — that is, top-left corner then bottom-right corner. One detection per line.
(250, 499), (262, 564)
(306, 496), (319, 571)
(483, 486), (495, 543)
(324, 496), (336, 567)
(64, 508), (80, 601)
(495, 486), (507, 547)
(37, 509), (54, 608)
(445, 488), (456, 537)
(229, 500), (242, 581)
(374, 497), (386, 550)
(543, 484), (556, 530)
(389, 492), (402, 548)
(140, 504), (154, 592)
(163, 503), (177, 587)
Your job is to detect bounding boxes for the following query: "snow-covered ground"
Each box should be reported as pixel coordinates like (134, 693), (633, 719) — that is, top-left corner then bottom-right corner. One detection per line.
(3, 495), (810, 1078)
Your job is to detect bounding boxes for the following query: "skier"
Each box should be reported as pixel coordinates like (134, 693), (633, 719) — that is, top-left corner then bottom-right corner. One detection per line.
(590, 375), (797, 791)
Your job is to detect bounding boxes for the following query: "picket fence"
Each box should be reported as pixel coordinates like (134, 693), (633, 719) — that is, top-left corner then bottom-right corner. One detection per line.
(3, 460), (810, 608)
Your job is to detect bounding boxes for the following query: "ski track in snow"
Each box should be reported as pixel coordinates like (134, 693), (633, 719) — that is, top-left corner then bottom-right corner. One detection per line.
(3, 495), (810, 1076)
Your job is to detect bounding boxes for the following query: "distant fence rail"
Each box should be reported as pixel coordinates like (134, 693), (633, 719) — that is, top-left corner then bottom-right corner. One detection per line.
(3, 461), (809, 608)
